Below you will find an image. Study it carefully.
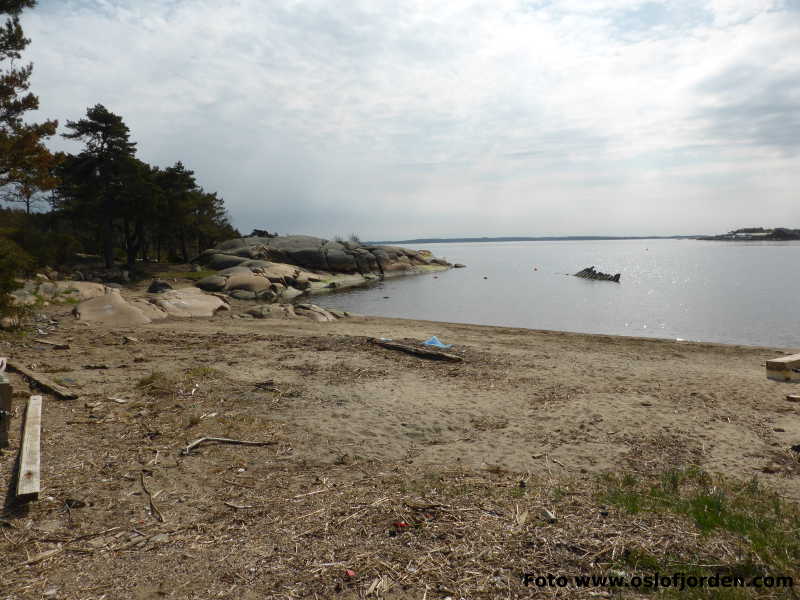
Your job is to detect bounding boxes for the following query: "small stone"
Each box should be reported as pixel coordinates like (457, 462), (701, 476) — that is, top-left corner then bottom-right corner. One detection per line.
(0, 316), (19, 330)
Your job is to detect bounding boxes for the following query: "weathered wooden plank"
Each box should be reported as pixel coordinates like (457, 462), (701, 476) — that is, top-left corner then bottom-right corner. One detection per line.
(17, 395), (42, 501)
(6, 360), (78, 400)
(766, 353), (800, 370)
(0, 373), (10, 449)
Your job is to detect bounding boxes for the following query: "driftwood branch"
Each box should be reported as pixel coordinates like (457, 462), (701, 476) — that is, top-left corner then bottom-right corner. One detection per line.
(33, 339), (70, 350)
(370, 339), (463, 362)
(180, 436), (276, 456)
(6, 360), (78, 400)
(140, 472), (165, 523)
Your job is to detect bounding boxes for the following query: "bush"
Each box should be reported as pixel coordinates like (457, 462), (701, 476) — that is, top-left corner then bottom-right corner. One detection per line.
(0, 237), (33, 318)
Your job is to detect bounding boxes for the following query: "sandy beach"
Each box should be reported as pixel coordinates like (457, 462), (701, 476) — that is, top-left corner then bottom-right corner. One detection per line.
(1, 294), (799, 598)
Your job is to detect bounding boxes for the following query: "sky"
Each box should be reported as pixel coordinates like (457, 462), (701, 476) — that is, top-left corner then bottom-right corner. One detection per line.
(19, 0), (800, 239)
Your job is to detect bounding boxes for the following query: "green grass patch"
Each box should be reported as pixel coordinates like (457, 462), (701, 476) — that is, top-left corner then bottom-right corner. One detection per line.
(598, 468), (800, 595)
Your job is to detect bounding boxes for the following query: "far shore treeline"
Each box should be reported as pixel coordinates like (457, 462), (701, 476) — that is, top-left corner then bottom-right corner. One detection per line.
(0, 0), (239, 315)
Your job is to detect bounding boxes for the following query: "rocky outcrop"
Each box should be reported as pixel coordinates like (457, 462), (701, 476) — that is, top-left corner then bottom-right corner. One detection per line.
(574, 266), (621, 282)
(73, 288), (154, 327)
(73, 287), (230, 326)
(196, 236), (442, 275)
(193, 235), (451, 302)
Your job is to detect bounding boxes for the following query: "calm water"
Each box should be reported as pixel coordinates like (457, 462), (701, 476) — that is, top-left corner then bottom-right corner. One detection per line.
(316, 239), (800, 348)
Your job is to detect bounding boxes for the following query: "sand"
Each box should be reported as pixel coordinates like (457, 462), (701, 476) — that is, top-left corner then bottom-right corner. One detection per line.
(1, 294), (799, 598)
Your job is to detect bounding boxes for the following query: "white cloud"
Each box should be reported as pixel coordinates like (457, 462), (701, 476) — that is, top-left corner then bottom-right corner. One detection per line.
(17, 0), (800, 238)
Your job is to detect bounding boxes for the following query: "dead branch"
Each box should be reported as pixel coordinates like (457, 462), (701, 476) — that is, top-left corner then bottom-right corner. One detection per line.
(180, 436), (277, 456)
(140, 472), (165, 523)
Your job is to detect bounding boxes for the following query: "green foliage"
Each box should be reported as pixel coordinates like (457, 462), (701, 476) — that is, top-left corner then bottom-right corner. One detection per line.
(0, 0), (59, 213)
(1, 4), (239, 272)
(55, 118), (239, 268)
(0, 235), (31, 317)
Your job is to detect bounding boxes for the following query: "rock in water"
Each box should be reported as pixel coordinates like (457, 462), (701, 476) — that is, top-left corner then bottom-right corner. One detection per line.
(573, 266), (621, 282)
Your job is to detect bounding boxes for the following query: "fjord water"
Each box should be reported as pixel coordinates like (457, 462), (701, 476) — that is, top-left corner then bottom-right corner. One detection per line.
(316, 239), (800, 348)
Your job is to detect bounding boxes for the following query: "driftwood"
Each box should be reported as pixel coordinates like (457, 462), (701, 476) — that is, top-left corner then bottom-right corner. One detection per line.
(6, 360), (78, 400)
(140, 472), (165, 522)
(180, 436), (277, 456)
(17, 395), (42, 501)
(371, 339), (463, 362)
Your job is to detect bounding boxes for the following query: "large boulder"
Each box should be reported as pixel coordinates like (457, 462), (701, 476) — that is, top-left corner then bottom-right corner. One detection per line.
(73, 289), (152, 326)
(294, 303), (337, 322)
(151, 288), (230, 318)
(205, 253), (249, 270)
(224, 272), (270, 293)
(196, 275), (228, 292)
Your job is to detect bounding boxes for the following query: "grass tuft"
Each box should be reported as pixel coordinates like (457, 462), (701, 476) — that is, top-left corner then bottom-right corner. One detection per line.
(599, 467), (800, 589)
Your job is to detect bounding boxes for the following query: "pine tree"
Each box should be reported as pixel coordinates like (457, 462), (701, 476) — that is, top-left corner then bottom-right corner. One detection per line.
(0, 0), (59, 212)
(60, 104), (137, 266)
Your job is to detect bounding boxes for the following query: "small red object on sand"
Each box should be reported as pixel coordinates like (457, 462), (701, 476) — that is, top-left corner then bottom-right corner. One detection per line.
(393, 521), (409, 528)
(344, 569), (357, 578)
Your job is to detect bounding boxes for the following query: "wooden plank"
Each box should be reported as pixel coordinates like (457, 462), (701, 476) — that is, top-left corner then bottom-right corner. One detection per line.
(0, 373), (10, 449)
(6, 360), (78, 400)
(766, 353), (800, 371)
(17, 395), (42, 501)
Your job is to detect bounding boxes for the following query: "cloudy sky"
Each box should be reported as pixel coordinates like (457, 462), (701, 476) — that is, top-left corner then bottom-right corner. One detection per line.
(21, 0), (800, 239)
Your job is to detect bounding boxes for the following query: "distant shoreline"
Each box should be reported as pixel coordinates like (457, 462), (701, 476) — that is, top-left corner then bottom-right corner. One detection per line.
(369, 235), (702, 245)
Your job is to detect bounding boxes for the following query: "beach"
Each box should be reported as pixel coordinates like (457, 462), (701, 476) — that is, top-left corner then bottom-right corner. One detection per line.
(1, 295), (799, 598)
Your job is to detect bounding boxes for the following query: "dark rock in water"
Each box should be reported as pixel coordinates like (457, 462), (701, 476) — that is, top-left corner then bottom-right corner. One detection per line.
(147, 280), (172, 294)
(453, 263), (466, 268)
(574, 266), (621, 282)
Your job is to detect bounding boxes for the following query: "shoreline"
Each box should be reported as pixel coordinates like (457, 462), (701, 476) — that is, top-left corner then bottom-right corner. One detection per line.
(311, 303), (800, 353)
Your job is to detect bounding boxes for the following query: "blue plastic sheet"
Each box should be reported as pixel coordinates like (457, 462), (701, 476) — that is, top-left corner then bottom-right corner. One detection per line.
(423, 336), (452, 349)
